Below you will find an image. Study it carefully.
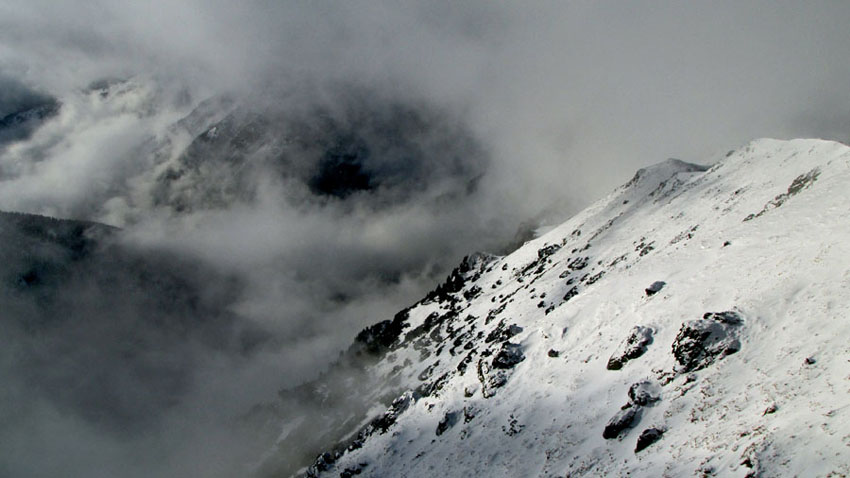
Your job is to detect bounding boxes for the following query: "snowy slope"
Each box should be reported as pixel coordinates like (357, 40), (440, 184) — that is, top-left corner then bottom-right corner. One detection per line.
(263, 138), (850, 478)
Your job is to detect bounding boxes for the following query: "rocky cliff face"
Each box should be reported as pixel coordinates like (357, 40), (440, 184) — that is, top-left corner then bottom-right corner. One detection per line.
(256, 138), (850, 478)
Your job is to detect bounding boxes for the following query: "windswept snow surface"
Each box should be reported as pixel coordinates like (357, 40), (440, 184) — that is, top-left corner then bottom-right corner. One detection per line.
(267, 138), (850, 478)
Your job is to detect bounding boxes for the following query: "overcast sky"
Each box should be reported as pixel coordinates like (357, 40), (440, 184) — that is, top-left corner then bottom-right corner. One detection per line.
(1, 2), (849, 477)
(3, 1), (849, 207)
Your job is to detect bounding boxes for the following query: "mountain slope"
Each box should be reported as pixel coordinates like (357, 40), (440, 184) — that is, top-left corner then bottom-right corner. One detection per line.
(0, 211), (265, 430)
(263, 138), (850, 478)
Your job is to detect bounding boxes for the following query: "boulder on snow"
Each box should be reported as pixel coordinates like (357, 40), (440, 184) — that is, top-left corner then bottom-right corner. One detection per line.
(607, 326), (654, 370)
(436, 410), (460, 436)
(628, 381), (661, 406)
(492, 342), (525, 369)
(603, 405), (641, 439)
(645, 281), (666, 296)
(634, 427), (664, 452)
(672, 311), (742, 373)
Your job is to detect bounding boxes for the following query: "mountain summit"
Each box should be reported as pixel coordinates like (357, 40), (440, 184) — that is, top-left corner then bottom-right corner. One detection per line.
(258, 138), (850, 478)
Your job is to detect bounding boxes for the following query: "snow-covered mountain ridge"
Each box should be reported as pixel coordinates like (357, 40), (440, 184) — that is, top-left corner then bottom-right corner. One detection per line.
(263, 138), (850, 478)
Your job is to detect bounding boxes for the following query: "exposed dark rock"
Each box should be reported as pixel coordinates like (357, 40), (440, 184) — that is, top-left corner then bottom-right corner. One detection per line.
(670, 225), (699, 244)
(418, 372), (452, 398)
(456, 351), (476, 374)
(603, 405), (641, 439)
(436, 411), (460, 436)
(645, 281), (666, 296)
(547, 349), (560, 358)
(340, 465), (364, 477)
(744, 168), (821, 221)
(672, 311), (742, 373)
(307, 452), (335, 477)
(404, 310), (456, 348)
(429, 326), (444, 343)
(463, 285), (483, 301)
(703, 311), (743, 325)
(485, 370), (508, 391)
(567, 256), (589, 270)
(502, 414), (524, 436)
(343, 390), (417, 457)
(563, 286), (579, 302)
(352, 312), (407, 357)
(492, 342), (525, 369)
(634, 427), (664, 452)
(585, 271), (605, 285)
(607, 326), (654, 370)
(477, 359), (509, 398)
(486, 322), (523, 343)
(609, 254), (629, 267)
(628, 381), (661, 406)
(418, 361), (440, 381)
(537, 244), (561, 260)
(427, 253), (496, 303)
(281, 382), (416, 473)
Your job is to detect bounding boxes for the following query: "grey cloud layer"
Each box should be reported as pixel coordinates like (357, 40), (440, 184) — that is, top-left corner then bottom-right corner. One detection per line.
(4, 2), (849, 205)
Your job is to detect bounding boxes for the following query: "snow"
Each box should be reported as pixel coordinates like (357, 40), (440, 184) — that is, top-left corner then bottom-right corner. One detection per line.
(264, 138), (850, 478)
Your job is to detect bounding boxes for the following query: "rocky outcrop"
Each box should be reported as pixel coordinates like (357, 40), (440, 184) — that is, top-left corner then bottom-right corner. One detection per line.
(603, 405), (641, 439)
(628, 381), (661, 406)
(607, 326), (654, 370)
(635, 427), (664, 452)
(672, 311), (742, 373)
(645, 281), (666, 296)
